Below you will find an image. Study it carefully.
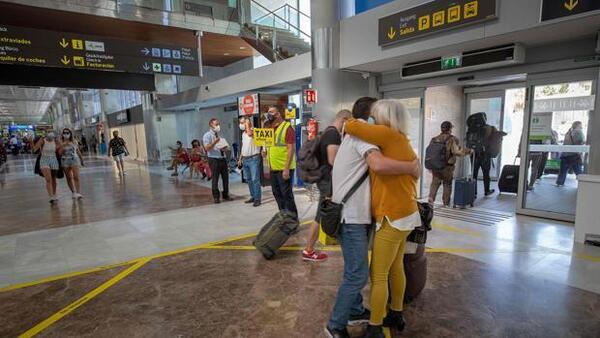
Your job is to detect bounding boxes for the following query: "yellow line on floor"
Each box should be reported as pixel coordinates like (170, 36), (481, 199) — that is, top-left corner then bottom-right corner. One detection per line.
(0, 261), (134, 293)
(574, 252), (600, 263)
(18, 258), (150, 338)
(431, 222), (484, 237)
(1, 220), (313, 292)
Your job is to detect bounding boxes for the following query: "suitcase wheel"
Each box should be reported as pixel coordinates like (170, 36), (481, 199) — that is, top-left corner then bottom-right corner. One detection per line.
(470, 203), (474, 207)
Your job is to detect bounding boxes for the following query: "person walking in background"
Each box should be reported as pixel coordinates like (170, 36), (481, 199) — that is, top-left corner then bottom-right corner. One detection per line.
(302, 109), (350, 263)
(33, 131), (62, 203)
(325, 98), (420, 338)
(344, 100), (421, 338)
(265, 105), (298, 215)
(60, 128), (84, 199)
(467, 112), (504, 197)
(427, 121), (472, 206)
(190, 139), (211, 180)
(238, 116), (262, 207)
(557, 121), (585, 186)
(108, 130), (129, 176)
(203, 118), (232, 204)
(90, 134), (98, 154)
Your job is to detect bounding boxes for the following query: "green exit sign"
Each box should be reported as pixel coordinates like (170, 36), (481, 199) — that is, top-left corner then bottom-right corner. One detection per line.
(441, 55), (462, 70)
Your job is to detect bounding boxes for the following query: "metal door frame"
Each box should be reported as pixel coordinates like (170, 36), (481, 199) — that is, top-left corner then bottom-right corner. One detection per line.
(517, 67), (599, 222)
(383, 88), (426, 197)
(465, 90), (507, 179)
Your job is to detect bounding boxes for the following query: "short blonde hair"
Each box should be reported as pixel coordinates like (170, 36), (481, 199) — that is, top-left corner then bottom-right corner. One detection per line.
(371, 99), (410, 136)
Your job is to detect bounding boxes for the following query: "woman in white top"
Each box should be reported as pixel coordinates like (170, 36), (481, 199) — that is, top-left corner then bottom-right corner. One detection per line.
(60, 128), (84, 199)
(33, 131), (62, 203)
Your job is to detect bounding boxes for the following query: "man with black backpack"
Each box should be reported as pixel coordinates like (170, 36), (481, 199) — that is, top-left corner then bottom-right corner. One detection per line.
(300, 109), (351, 262)
(426, 121), (472, 206)
(466, 112), (506, 197)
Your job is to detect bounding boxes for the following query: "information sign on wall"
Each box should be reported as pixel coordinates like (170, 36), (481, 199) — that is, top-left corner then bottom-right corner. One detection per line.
(541, 0), (600, 22)
(533, 95), (596, 113)
(0, 24), (199, 76)
(238, 94), (259, 116)
(253, 128), (274, 147)
(304, 89), (317, 105)
(378, 0), (497, 46)
(529, 112), (553, 141)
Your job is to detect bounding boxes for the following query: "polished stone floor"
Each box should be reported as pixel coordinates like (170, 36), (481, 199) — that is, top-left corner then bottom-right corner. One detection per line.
(1, 155), (600, 337)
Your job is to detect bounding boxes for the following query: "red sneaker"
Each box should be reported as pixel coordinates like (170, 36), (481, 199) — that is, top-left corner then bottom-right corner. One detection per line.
(302, 250), (328, 262)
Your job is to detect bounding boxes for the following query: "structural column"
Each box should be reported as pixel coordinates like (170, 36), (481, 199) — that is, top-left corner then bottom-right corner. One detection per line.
(310, 0), (341, 124)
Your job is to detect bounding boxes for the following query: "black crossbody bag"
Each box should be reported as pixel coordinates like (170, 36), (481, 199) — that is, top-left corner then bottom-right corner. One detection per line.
(319, 171), (369, 237)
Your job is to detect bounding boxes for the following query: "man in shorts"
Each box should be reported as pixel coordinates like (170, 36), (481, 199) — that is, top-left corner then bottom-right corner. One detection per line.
(108, 130), (129, 176)
(302, 109), (351, 262)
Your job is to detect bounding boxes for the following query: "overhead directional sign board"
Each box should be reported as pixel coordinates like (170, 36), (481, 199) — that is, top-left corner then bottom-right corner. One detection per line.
(541, 0), (600, 21)
(0, 24), (199, 76)
(378, 0), (497, 46)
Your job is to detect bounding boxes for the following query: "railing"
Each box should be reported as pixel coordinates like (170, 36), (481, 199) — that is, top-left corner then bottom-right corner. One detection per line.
(244, 0), (311, 44)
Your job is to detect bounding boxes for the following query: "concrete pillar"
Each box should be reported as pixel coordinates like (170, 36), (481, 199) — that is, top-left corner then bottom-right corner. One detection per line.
(311, 0), (341, 125)
(141, 93), (162, 162)
(588, 68), (600, 175)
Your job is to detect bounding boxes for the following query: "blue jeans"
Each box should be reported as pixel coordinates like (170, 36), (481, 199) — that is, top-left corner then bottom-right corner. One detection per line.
(242, 155), (261, 202)
(556, 155), (583, 186)
(328, 223), (370, 330)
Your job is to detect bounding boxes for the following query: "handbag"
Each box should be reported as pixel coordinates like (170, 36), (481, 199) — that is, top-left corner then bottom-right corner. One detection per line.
(407, 202), (434, 244)
(319, 171), (369, 237)
(34, 154), (43, 177)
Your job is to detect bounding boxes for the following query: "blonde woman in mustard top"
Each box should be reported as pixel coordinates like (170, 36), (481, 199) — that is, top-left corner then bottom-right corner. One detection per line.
(345, 99), (420, 337)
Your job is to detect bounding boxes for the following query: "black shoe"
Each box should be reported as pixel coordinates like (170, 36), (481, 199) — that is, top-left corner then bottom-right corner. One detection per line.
(171, 172), (178, 177)
(253, 200), (261, 207)
(222, 196), (234, 202)
(484, 189), (495, 196)
(364, 325), (384, 338)
(214, 198), (221, 204)
(324, 326), (350, 338)
(348, 308), (370, 325)
(166, 166), (174, 170)
(245, 198), (254, 204)
(383, 310), (406, 332)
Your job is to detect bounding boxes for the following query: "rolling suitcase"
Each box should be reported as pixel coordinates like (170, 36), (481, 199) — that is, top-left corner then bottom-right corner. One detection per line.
(403, 243), (427, 303)
(253, 210), (299, 259)
(498, 164), (520, 194)
(453, 154), (476, 208)
(453, 178), (476, 208)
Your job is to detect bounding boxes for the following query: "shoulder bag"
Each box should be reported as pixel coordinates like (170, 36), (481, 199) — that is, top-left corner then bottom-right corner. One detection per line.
(318, 171), (369, 237)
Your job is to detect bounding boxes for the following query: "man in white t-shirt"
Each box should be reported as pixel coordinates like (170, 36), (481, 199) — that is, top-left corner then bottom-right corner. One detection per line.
(326, 97), (420, 338)
(238, 116), (262, 207)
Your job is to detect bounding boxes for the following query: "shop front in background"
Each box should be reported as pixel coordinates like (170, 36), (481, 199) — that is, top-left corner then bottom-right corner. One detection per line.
(106, 105), (148, 162)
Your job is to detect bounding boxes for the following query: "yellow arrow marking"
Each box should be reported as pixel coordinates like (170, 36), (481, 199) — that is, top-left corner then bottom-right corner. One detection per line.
(387, 26), (396, 39)
(59, 38), (69, 48)
(60, 56), (71, 65)
(564, 0), (578, 11)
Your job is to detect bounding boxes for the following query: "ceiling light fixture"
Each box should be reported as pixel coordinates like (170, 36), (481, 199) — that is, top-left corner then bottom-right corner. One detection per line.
(224, 53), (230, 56)
(239, 46), (246, 50)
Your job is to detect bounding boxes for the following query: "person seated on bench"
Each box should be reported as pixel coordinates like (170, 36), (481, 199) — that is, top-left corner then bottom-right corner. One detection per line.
(167, 141), (189, 176)
(189, 139), (211, 180)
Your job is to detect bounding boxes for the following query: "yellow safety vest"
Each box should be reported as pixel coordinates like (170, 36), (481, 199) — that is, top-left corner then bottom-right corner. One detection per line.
(268, 121), (296, 171)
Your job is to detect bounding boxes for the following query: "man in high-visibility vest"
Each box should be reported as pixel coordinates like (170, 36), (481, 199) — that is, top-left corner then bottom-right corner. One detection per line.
(265, 105), (298, 216)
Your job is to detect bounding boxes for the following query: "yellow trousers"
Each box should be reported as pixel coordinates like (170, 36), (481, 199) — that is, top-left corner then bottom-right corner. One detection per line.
(369, 219), (411, 325)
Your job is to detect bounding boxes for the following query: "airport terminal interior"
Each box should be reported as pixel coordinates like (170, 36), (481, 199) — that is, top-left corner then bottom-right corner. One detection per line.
(1, 0), (600, 337)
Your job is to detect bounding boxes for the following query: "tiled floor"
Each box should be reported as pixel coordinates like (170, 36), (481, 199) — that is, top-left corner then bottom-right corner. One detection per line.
(1, 155), (600, 337)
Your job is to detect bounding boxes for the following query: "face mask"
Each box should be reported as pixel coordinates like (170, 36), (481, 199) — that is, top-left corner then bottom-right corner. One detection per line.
(46, 132), (56, 141)
(63, 133), (71, 140)
(239, 124), (246, 131)
(367, 117), (376, 125)
(213, 125), (221, 133)
(266, 113), (275, 122)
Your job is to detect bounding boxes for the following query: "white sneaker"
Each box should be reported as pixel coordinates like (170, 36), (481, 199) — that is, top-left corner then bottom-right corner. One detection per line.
(75, 193), (83, 199)
(49, 195), (58, 203)
(72, 193), (77, 199)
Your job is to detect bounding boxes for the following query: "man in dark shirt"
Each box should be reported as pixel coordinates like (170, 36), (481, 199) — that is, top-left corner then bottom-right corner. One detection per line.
(302, 109), (351, 262)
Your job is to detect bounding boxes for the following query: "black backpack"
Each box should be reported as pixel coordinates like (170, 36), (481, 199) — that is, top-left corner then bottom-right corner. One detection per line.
(424, 135), (449, 170)
(486, 126), (504, 158)
(298, 134), (324, 184)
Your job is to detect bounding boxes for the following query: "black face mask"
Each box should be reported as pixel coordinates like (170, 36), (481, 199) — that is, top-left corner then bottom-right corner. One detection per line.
(266, 113), (276, 122)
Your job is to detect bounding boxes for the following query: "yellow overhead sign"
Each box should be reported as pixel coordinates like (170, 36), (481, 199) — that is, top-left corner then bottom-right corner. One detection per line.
(253, 128), (274, 147)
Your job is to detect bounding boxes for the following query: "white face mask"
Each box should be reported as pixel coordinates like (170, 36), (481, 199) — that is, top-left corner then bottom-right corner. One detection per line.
(239, 124), (246, 131)
(213, 125), (221, 133)
(367, 117), (376, 125)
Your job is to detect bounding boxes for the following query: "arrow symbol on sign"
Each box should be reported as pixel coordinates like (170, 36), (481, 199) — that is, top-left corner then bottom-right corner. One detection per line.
(59, 38), (69, 48)
(141, 47), (150, 55)
(564, 0), (579, 11)
(387, 26), (397, 40)
(142, 62), (150, 71)
(60, 56), (71, 65)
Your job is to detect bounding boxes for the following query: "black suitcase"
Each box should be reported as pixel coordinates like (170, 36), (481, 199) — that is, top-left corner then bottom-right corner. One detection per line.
(498, 165), (519, 194)
(453, 178), (476, 208)
(253, 211), (299, 259)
